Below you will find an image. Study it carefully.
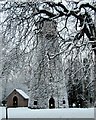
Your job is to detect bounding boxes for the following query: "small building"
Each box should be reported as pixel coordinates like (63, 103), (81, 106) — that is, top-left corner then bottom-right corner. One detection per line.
(5, 89), (29, 107)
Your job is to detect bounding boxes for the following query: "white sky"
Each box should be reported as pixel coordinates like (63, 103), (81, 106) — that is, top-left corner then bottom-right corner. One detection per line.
(55, 0), (80, 3)
(56, 0), (92, 3)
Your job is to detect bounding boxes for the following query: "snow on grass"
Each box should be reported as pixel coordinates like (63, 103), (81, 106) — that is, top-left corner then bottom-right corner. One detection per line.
(0, 107), (5, 120)
(0, 107), (95, 119)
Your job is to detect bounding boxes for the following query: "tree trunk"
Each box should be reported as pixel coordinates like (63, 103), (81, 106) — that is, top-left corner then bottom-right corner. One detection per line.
(94, 50), (96, 106)
(94, 9), (96, 107)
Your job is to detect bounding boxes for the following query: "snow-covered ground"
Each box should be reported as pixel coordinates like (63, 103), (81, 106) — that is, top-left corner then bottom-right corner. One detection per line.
(0, 107), (95, 119)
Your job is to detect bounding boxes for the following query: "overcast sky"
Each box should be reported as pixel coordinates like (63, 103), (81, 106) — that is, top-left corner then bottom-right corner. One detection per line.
(55, 0), (92, 3)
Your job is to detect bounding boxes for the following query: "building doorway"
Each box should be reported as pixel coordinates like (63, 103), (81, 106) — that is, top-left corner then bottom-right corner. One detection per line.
(13, 96), (18, 107)
(49, 96), (55, 108)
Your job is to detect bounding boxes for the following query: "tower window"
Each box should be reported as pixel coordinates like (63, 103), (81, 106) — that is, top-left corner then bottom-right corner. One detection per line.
(49, 96), (55, 109)
(34, 100), (37, 105)
(63, 100), (65, 104)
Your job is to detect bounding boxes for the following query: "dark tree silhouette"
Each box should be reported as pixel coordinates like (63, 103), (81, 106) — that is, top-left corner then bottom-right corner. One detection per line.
(0, 0), (96, 107)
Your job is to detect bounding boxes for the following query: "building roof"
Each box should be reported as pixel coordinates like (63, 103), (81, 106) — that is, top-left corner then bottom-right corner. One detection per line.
(6, 89), (29, 100)
(15, 89), (29, 99)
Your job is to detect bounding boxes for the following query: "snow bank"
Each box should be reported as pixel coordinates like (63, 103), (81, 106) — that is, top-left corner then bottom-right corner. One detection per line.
(0, 107), (95, 119)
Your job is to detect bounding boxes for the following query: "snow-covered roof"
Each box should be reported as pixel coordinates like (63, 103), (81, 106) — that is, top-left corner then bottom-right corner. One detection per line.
(15, 89), (29, 99)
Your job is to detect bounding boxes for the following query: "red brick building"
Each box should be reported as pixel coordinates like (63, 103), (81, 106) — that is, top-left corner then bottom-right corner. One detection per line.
(6, 89), (29, 107)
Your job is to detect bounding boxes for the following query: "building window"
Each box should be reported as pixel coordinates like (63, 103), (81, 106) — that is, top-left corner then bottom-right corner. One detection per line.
(13, 96), (18, 107)
(34, 100), (37, 105)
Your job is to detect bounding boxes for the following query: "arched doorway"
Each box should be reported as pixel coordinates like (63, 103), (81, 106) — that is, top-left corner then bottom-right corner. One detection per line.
(13, 96), (18, 107)
(49, 96), (55, 108)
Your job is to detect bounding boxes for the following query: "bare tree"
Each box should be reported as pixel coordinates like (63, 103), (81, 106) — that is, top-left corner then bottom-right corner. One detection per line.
(0, 0), (96, 107)
(32, 0), (96, 106)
